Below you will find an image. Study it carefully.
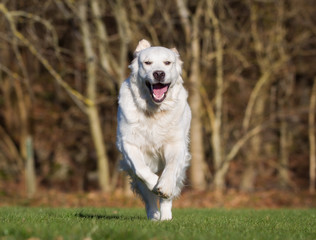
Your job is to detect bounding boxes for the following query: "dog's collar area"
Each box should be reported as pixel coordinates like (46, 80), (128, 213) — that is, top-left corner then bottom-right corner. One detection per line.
(145, 81), (170, 103)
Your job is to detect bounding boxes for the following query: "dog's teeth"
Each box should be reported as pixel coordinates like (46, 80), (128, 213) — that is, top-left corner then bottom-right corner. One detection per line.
(153, 93), (164, 100)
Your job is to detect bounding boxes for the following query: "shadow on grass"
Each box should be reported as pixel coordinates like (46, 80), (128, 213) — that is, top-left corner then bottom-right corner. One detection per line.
(75, 212), (145, 221)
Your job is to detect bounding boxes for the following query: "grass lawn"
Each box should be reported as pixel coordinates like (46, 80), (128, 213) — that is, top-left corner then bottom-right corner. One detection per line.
(0, 207), (315, 240)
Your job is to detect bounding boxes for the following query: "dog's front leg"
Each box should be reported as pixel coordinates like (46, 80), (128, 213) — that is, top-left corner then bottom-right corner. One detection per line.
(154, 142), (185, 199)
(160, 198), (173, 221)
(123, 143), (159, 191)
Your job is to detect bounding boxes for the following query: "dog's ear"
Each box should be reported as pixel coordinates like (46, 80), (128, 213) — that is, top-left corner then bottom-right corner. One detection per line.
(170, 47), (179, 55)
(134, 39), (151, 55)
(130, 39), (150, 75)
(170, 48), (183, 66)
(170, 47), (183, 77)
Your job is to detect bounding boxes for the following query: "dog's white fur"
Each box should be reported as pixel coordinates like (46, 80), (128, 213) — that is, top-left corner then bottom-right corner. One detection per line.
(116, 40), (191, 221)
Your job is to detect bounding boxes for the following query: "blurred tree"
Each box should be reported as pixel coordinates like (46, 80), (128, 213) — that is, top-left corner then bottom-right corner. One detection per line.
(176, 0), (207, 190)
(207, 0), (226, 191)
(0, 3), (36, 196)
(77, 0), (110, 192)
(0, 0), (315, 195)
(309, 77), (316, 193)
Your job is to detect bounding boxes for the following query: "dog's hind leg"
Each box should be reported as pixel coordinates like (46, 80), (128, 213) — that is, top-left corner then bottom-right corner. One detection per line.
(160, 198), (172, 221)
(133, 178), (160, 221)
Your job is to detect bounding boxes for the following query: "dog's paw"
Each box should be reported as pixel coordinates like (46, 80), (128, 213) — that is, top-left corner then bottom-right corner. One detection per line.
(160, 198), (173, 221)
(160, 211), (172, 221)
(147, 210), (161, 221)
(152, 178), (174, 199)
(152, 187), (170, 199)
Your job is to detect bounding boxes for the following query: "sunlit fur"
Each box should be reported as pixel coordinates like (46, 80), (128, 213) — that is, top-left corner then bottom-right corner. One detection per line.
(116, 40), (191, 221)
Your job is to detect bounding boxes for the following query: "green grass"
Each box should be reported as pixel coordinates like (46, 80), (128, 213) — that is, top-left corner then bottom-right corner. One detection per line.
(0, 207), (315, 240)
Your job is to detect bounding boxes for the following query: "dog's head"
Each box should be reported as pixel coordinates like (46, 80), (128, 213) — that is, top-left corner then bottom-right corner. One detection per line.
(129, 39), (183, 104)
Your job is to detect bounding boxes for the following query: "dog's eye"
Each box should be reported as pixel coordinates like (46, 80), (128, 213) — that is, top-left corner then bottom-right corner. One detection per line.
(164, 61), (171, 65)
(144, 61), (152, 65)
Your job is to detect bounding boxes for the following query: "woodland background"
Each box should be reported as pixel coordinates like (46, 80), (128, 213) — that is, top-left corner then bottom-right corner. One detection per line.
(0, 0), (316, 206)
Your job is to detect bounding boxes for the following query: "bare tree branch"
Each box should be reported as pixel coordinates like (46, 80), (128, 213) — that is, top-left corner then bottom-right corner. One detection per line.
(0, 3), (92, 110)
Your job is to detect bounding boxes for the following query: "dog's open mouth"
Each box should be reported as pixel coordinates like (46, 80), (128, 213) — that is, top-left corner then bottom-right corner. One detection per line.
(146, 82), (170, 103)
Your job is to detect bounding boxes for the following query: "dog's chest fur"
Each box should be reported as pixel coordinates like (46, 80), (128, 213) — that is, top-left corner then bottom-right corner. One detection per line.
(117, 79), (185, 171)
(135, 110), (172, 148)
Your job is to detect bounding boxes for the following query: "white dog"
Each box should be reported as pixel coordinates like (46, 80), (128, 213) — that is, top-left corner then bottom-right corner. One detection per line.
(116, 39), (191, 221)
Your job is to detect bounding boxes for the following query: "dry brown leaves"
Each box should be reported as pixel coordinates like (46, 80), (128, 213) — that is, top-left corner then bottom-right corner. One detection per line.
(1, 184), (315, 209)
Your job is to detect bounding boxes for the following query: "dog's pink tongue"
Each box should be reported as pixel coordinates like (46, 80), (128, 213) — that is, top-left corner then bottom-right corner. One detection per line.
(153, 83), (168, 98)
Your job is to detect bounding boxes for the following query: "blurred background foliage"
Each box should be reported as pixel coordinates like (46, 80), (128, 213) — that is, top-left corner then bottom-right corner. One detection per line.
(0, 0), (315, 199)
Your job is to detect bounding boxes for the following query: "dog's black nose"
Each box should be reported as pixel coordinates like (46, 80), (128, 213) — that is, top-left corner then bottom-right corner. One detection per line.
(153, 71), (165, 82)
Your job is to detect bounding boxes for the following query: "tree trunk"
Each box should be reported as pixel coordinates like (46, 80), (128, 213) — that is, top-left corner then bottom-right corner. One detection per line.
(279, 119), (290, 188)
(309, 77), (316, 194)
(91, 0), (112, 76)
(87, 106), (111, 192)
(276, 1), (292, 189)
(208, 0), (226, 190)
(240, 97), (265, 191)
(26, 136), (36, 198)
(13, 50), (36, 196)
(278, 74), (293, 189)
(189, 28), (207, 190)
(113, 0), (131, 84)
(79, 0), (110, 192)
(176, 0), (207, 190)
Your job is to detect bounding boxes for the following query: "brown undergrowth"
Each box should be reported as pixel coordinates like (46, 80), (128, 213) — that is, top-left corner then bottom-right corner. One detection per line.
(1, 182), (315, 209)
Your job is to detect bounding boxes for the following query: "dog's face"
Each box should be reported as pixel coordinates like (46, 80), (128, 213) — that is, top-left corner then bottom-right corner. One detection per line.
(130, 40), (183, 104)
